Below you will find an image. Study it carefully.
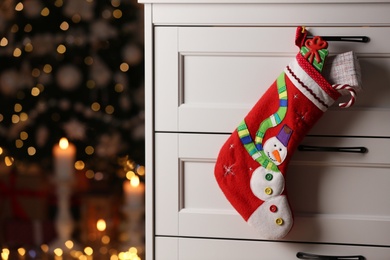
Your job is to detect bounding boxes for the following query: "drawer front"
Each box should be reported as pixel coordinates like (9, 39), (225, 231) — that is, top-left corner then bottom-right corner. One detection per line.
(156, 237), (390, 260)
(155, 133), (390, 246)
(154, 26), (390, 136)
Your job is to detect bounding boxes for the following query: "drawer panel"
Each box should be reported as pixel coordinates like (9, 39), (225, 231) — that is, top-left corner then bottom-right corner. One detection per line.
(155, 133), (390, 246)
(156, 237), (390, 260)
(154, 26), (390, 136)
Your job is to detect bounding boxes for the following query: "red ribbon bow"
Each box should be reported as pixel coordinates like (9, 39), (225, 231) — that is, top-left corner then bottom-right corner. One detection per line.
(304, 36), (328, 64)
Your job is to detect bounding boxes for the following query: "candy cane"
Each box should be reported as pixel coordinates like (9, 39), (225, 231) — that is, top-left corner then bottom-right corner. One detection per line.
(332, 84), (357, 108)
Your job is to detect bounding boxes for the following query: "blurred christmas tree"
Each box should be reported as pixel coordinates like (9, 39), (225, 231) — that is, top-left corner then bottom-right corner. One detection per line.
(0, 0), (145, 172)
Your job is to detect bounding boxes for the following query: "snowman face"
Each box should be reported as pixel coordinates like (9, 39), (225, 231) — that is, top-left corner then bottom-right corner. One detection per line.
(263, 137), (287, 166)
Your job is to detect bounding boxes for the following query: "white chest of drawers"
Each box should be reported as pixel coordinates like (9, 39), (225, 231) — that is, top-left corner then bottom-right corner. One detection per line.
(141, 1), (390, 259)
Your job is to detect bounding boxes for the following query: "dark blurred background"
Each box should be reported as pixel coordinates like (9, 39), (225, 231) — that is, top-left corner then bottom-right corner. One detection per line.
(0, 0), (146, 258)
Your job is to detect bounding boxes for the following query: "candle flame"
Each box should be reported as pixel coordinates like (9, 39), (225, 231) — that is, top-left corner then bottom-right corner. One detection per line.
(97, 219), (106, 231)
(130, 175), (140, 188)
(59, 137), (69, 149)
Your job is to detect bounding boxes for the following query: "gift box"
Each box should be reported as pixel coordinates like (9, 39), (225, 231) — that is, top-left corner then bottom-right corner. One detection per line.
(0, 170), (53, 246)
(79, 193), (121, 245)
(0, 171), (49, 220)
(2, 219), (56, 247)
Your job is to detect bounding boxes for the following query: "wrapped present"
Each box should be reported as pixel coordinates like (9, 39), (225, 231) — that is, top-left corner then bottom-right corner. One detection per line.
(0, 170), (49, 220)
(2, 219), (56, 247)
(299, 35), (329, 72)
(79, 194), (121, 245)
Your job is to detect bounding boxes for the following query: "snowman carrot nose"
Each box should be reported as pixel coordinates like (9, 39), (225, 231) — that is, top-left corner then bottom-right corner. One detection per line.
(272, 150), (282, 163)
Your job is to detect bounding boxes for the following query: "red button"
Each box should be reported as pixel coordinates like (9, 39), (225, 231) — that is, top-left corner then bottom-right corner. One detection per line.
(270, 205), (278, 213)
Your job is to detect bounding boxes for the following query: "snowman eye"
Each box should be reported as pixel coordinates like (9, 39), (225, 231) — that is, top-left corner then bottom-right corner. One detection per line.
(279, 148), (282, 151)
(274, 144), (277, 147)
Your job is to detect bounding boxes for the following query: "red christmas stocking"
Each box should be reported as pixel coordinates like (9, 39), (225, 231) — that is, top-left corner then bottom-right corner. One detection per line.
(214, 27), (361, 239)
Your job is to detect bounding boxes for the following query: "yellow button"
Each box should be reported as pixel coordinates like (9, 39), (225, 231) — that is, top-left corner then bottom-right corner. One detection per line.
(264, 187), (273, 195)
(275, 218), (284, 226)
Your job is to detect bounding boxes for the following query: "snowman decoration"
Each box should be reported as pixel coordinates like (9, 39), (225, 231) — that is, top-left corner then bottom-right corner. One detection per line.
(248, 125), (294, 239)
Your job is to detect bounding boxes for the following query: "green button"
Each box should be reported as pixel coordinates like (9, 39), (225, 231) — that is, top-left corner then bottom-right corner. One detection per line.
(265, 173), (273, 181)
